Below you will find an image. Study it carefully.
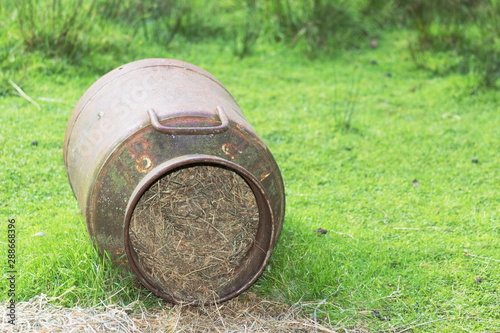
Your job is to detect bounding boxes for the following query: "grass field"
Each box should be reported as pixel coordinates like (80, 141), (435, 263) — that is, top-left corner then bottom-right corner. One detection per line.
(1, 1), (499, 332)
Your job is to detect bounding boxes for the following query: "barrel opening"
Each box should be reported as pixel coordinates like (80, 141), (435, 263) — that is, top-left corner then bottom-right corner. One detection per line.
(125, 162), (273, 305)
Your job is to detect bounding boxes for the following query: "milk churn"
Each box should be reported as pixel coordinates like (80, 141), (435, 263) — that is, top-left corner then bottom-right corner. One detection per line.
(63, 59), (285, 305)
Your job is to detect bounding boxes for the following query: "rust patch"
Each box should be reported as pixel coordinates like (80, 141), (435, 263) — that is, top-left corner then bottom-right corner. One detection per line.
(259, 170), (271, 181)
(127, 137), (152, 160)
(127, 137), (154, 173)
(136, 155), (153, 173)
(222, 143), (243, 160)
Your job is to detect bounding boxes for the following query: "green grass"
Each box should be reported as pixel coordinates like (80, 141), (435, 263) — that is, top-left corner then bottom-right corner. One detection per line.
(235, 41), (499, 331)
(1, 6), (499, 332)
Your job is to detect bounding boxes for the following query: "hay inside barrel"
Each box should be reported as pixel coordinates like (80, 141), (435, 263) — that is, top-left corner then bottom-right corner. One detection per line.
(129, 164), (260, 304)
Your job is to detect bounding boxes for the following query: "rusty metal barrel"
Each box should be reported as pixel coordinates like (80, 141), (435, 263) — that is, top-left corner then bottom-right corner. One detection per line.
(63, 59), (285, 305)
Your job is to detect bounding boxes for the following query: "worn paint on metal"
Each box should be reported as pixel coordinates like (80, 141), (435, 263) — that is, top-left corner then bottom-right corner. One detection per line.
(63, 58), (285, 305)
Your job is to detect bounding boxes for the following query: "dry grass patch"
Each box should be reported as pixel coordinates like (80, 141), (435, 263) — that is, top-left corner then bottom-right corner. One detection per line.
(129, 165), (260, 304)
(0, 293), (354, 332)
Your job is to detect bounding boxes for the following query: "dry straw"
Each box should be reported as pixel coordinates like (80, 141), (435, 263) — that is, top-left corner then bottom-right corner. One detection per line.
(130, 165), (259, 303)
(0, 293), (345, 332)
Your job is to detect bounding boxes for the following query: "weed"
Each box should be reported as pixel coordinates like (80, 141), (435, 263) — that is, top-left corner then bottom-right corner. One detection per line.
(403, 0), (500, 88)
(332, 64), (364, 132)
(113, 0), (222, 46)
(15, 0), (98, 60)
(232, 0), (261, 58)
(265, 0), (370, 56)
(132, 0), (189, 46)
(360, 0), (500, 88)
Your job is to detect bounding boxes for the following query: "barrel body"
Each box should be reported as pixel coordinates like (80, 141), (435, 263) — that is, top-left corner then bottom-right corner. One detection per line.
(63, 59), (285, 304)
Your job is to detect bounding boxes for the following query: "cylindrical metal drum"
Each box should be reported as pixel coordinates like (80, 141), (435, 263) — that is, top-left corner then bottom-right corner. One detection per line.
(63, 59), (285, 305)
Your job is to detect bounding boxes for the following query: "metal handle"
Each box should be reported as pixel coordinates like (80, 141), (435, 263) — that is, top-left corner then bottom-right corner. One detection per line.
(147, 106), (229, 135)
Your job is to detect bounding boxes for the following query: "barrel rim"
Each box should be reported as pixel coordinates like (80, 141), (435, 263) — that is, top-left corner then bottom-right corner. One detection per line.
(123, 154), (276, 305)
